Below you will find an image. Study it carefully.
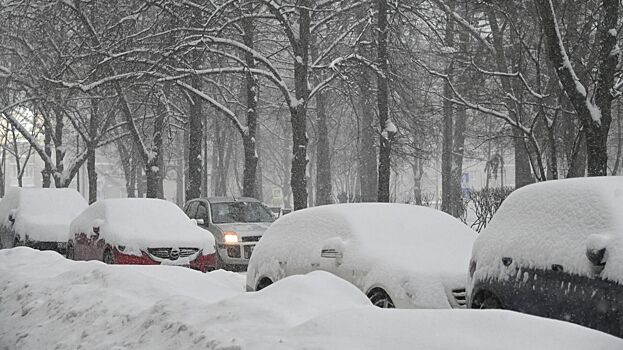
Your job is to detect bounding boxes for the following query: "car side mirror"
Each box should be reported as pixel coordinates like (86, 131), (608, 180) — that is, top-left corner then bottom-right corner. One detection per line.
(196, 218), (205, 225)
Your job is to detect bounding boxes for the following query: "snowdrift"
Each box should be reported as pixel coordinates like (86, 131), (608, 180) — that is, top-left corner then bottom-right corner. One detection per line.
(1, 248), (620, 350)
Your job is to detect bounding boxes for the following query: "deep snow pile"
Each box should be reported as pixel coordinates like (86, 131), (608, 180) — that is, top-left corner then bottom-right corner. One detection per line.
(1, 248), (621, 350)
(472, 177), (623, 282)
(0, 187), (87, 243)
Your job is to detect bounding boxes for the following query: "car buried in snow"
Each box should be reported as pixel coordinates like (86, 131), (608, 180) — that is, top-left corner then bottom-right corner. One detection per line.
(0, 187), (88, 254)
(67, 198), (216, 272)
(467, 177), (623, 337)
(246, 203), (478, 309)
(183, 197), (275, 271)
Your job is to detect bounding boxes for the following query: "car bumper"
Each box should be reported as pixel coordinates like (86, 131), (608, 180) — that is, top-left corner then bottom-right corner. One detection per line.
(113, 250), (217, 273)
(217, 242), (256, 268)
(23, 239), (67, 255)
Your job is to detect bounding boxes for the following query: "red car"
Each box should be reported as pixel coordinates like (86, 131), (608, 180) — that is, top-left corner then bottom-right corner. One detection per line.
(67, 198), (216, 272)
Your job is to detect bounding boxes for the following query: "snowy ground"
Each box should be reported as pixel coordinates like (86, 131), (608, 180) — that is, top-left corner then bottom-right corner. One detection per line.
(1, 248), (621, 350)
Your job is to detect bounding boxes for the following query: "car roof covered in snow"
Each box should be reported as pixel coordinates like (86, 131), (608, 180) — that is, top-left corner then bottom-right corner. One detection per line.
(0, 187), (87, 242)
(473, 176), (623, 283)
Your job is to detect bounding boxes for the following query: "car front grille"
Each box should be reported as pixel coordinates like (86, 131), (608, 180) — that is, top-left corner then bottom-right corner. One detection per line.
(147, 247), (199, 260)
(241, 235), (261, 242)
(452, 288), (467, 307)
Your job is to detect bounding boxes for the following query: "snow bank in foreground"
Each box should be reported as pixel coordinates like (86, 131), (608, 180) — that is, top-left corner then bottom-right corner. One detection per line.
(1, 248), (620, 350)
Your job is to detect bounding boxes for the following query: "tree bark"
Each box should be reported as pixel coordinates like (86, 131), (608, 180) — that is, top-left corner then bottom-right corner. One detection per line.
(242, 8), (260, 199)
(186, 72), (203, 201)
(441, 5), (455, 214)
(290, 0), (311, 210)
(376, 0), (393, 203)
(87, 100), (98, 204)
(357, 72), (378, 202)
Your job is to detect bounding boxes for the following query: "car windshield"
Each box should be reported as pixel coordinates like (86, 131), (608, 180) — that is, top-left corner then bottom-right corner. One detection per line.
(210, 201), (275, 224)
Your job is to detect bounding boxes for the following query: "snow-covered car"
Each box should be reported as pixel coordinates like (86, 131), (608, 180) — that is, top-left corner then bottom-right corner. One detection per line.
(247, 203), (478, 309)
(184, 197), (275, 271)
(0, 187), (87, 254)
(468, 177), (623, 337)
(68, 198), (216, 272)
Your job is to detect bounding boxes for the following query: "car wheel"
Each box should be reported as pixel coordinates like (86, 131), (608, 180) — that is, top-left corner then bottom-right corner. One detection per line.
(367, 288), (395, 308)
(66, 243), (75, 260)
(474, 291), (503, 309)
(256, 277), (273, 291)
(103, 248), (115, 265)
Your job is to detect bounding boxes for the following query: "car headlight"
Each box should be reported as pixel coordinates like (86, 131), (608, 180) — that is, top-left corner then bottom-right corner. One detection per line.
(223, 232), (239, 244)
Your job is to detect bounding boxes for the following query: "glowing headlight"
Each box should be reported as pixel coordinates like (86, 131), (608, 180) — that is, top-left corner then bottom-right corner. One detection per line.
(223, 232), (239, 244)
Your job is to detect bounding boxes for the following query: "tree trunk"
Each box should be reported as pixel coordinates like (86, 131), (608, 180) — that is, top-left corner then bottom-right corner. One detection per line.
(86, 100), (99, 203)
(450, 104), (466, 217)
(357, 72), (378, 202)
(186, 73), (203, 201)
(441, 5), (455, 213)
(376, 0), (393, 203)
(290, 0), (311, 210)
(315, 89), (332, 205)
(412, 158), (424, 205)
(242, 8), (259, 199)
(53, 108), (65, 188)
(42, 124), (52, 188)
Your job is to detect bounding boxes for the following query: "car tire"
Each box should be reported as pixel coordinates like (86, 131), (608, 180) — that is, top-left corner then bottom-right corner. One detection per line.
(103, 248), (115, 265)
(66, 243), (75, 260)
(367, 288), (395, 308)
(256, 277), (273, 291)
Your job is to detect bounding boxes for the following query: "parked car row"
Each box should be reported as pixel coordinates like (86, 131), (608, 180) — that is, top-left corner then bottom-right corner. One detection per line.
(247, 177), (623, 338)
(1, 177), (621, 337)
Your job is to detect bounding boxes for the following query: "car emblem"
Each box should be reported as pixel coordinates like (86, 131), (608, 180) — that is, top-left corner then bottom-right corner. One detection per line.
(170, 247), (180, 260)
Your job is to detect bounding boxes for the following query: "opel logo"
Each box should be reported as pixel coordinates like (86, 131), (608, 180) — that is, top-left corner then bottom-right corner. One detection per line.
(170, 247), (180, 260)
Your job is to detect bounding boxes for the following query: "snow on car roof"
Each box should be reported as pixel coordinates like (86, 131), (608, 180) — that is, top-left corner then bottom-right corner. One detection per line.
(1, 247), (620, 350)
(473, 177), (623, 283)
(258, 203), (477, 275)
(70, 198), (214, 252)
(0, 187), (87, 242)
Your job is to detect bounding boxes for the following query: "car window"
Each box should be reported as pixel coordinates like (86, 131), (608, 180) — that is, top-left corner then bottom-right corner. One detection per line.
(185, 202), (198, 219)
(196, 203), (208, 221)
(210, 202), (275, 224)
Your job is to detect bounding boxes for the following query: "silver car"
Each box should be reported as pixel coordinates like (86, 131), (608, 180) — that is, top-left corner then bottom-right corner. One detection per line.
(183, 197), (274, 271)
